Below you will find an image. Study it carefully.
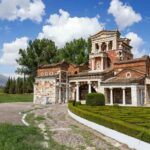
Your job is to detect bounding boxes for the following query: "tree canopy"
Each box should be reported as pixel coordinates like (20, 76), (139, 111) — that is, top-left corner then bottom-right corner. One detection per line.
(16, 39), (57, 78)
(16, 38), (91, 80)
(56, 38), (91, 65)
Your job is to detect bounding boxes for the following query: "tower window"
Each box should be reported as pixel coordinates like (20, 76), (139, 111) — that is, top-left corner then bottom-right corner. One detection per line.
(108, 41), (113, 50)
(101, 42), (107, 52)
(95, 43), (99, 50)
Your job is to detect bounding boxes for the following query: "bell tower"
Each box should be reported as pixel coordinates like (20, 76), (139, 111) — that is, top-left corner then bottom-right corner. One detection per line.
(89, 30), (133, 72)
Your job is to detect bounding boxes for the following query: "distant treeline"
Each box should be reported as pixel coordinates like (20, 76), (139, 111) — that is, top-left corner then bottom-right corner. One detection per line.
(4, 77), (33, 94)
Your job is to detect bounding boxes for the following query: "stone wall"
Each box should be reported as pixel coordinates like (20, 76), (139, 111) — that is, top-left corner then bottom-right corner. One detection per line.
(34, 77), (56, 104)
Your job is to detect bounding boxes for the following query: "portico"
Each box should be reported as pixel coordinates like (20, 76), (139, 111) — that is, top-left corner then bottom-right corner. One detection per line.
(103, 84), (145, 106)
(69, 79), (100, 102)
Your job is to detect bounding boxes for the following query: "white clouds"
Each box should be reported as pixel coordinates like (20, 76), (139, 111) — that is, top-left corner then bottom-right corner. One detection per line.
(38, 9), (104, 48)
(125, 32), (145, 57)
(108, 0), (142, 30)
(0, 37), (28, 65)
(0, 0), (45, 22)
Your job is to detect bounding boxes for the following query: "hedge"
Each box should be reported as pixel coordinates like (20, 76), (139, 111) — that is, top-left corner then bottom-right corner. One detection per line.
(68, 102), (150, 143)
(86, 93), (105, 106)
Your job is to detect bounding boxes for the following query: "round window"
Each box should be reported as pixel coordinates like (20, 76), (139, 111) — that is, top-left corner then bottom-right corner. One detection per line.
(126, 72), (131, 78)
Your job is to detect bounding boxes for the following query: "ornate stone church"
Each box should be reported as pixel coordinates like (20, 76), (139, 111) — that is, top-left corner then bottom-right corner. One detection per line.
(34, 30), (150, 106)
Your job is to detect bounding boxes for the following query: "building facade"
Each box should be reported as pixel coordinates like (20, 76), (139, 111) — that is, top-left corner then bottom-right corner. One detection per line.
(34, 30), (150, 106)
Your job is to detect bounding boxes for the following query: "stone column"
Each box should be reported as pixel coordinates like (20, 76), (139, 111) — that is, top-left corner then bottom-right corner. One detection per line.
(76, 82), (80, 102)
(144, 85), (147, 104)
(65, 84), (68, 103)
(101, 57), (104, 71)
(33, 84), (36, 104)
(68, 84), (71, 100)
(131, 86), (138, 106)
(88, 81), (92, 93)
(92, 59), (95, 70)
(122, 87), (126, 105)
(106, 41), (109, 51)
(110, 88), (113, 105)
(59, 85), (61, 104)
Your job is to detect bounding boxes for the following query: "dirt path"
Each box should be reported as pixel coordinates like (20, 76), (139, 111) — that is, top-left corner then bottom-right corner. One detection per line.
(28, 104), (132, 150)
(0, 102), (33, 125)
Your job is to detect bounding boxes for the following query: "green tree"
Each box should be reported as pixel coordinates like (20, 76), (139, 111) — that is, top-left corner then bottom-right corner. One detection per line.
(9, 78), (16, 94)
(4, 77), (11, 93)
(56, 38), (91, 65)
(16, 39), (57, 79)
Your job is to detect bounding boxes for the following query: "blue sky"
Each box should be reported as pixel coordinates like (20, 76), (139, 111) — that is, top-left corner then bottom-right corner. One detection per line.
(0, 0), (150, 77)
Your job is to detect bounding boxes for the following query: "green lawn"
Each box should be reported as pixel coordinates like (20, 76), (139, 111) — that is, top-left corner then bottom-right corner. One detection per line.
(68, 103), (150, 143)
(0, 88), (33, 103)
(0, 123), (47, 150)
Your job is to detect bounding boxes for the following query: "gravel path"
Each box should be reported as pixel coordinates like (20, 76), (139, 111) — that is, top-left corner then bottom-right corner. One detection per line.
(29, 104), (132, 150)
(0, 102), (33, 125)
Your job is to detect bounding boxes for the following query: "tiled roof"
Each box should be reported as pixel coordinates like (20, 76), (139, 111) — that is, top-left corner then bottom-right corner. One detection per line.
(38, 60), (87, 69)
(114, 56), (149, 64)
(101, 76), (145, 85)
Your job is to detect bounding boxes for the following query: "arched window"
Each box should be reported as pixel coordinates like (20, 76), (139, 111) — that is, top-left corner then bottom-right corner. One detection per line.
(107, 57), (111, 68)
(108, 41), (113, 50)
(96, 61), (100, 69)
(95, 43), (99, 50)
(101, 42), (107, 52)
(74, 71), (78, 74)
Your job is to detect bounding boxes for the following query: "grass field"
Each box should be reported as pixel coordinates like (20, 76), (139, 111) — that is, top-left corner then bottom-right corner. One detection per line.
(0, 88), (33, 103)
(0, 123), (47, 150)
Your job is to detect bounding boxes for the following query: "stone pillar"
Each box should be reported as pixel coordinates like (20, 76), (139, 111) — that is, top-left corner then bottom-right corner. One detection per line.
(122, 87), (126, 105)
(33, 84), (36, 104)
(110, 88), (113, 105)
(59, 85), (61, 104)
(92, 59), (95, 70)
(144, 85), (147, 104)
(68, 84), (71, 100)
(76, 82), (80, 102)
(65, 84), (68, 103)
(88, 81), (92, 93)
(101, 57), (104, 71)
(131, 86), (138, 106)
(106, 41), (109, 51)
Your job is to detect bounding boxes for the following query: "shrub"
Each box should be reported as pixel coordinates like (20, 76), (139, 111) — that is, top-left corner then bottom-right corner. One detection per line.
(68, 102), (150, 144)
(86, 93), (105, 106)
(75, 101), (81, 106)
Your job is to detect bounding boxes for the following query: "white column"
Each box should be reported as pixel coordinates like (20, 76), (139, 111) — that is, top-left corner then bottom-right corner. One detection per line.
(88, 81), (92, 93)
(59, 85), (61, 104)
(76, 82), (79, 102)
(122, 87), (126, 105)
(131, 86), (138, 106)
(110, 88), (113, 105)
